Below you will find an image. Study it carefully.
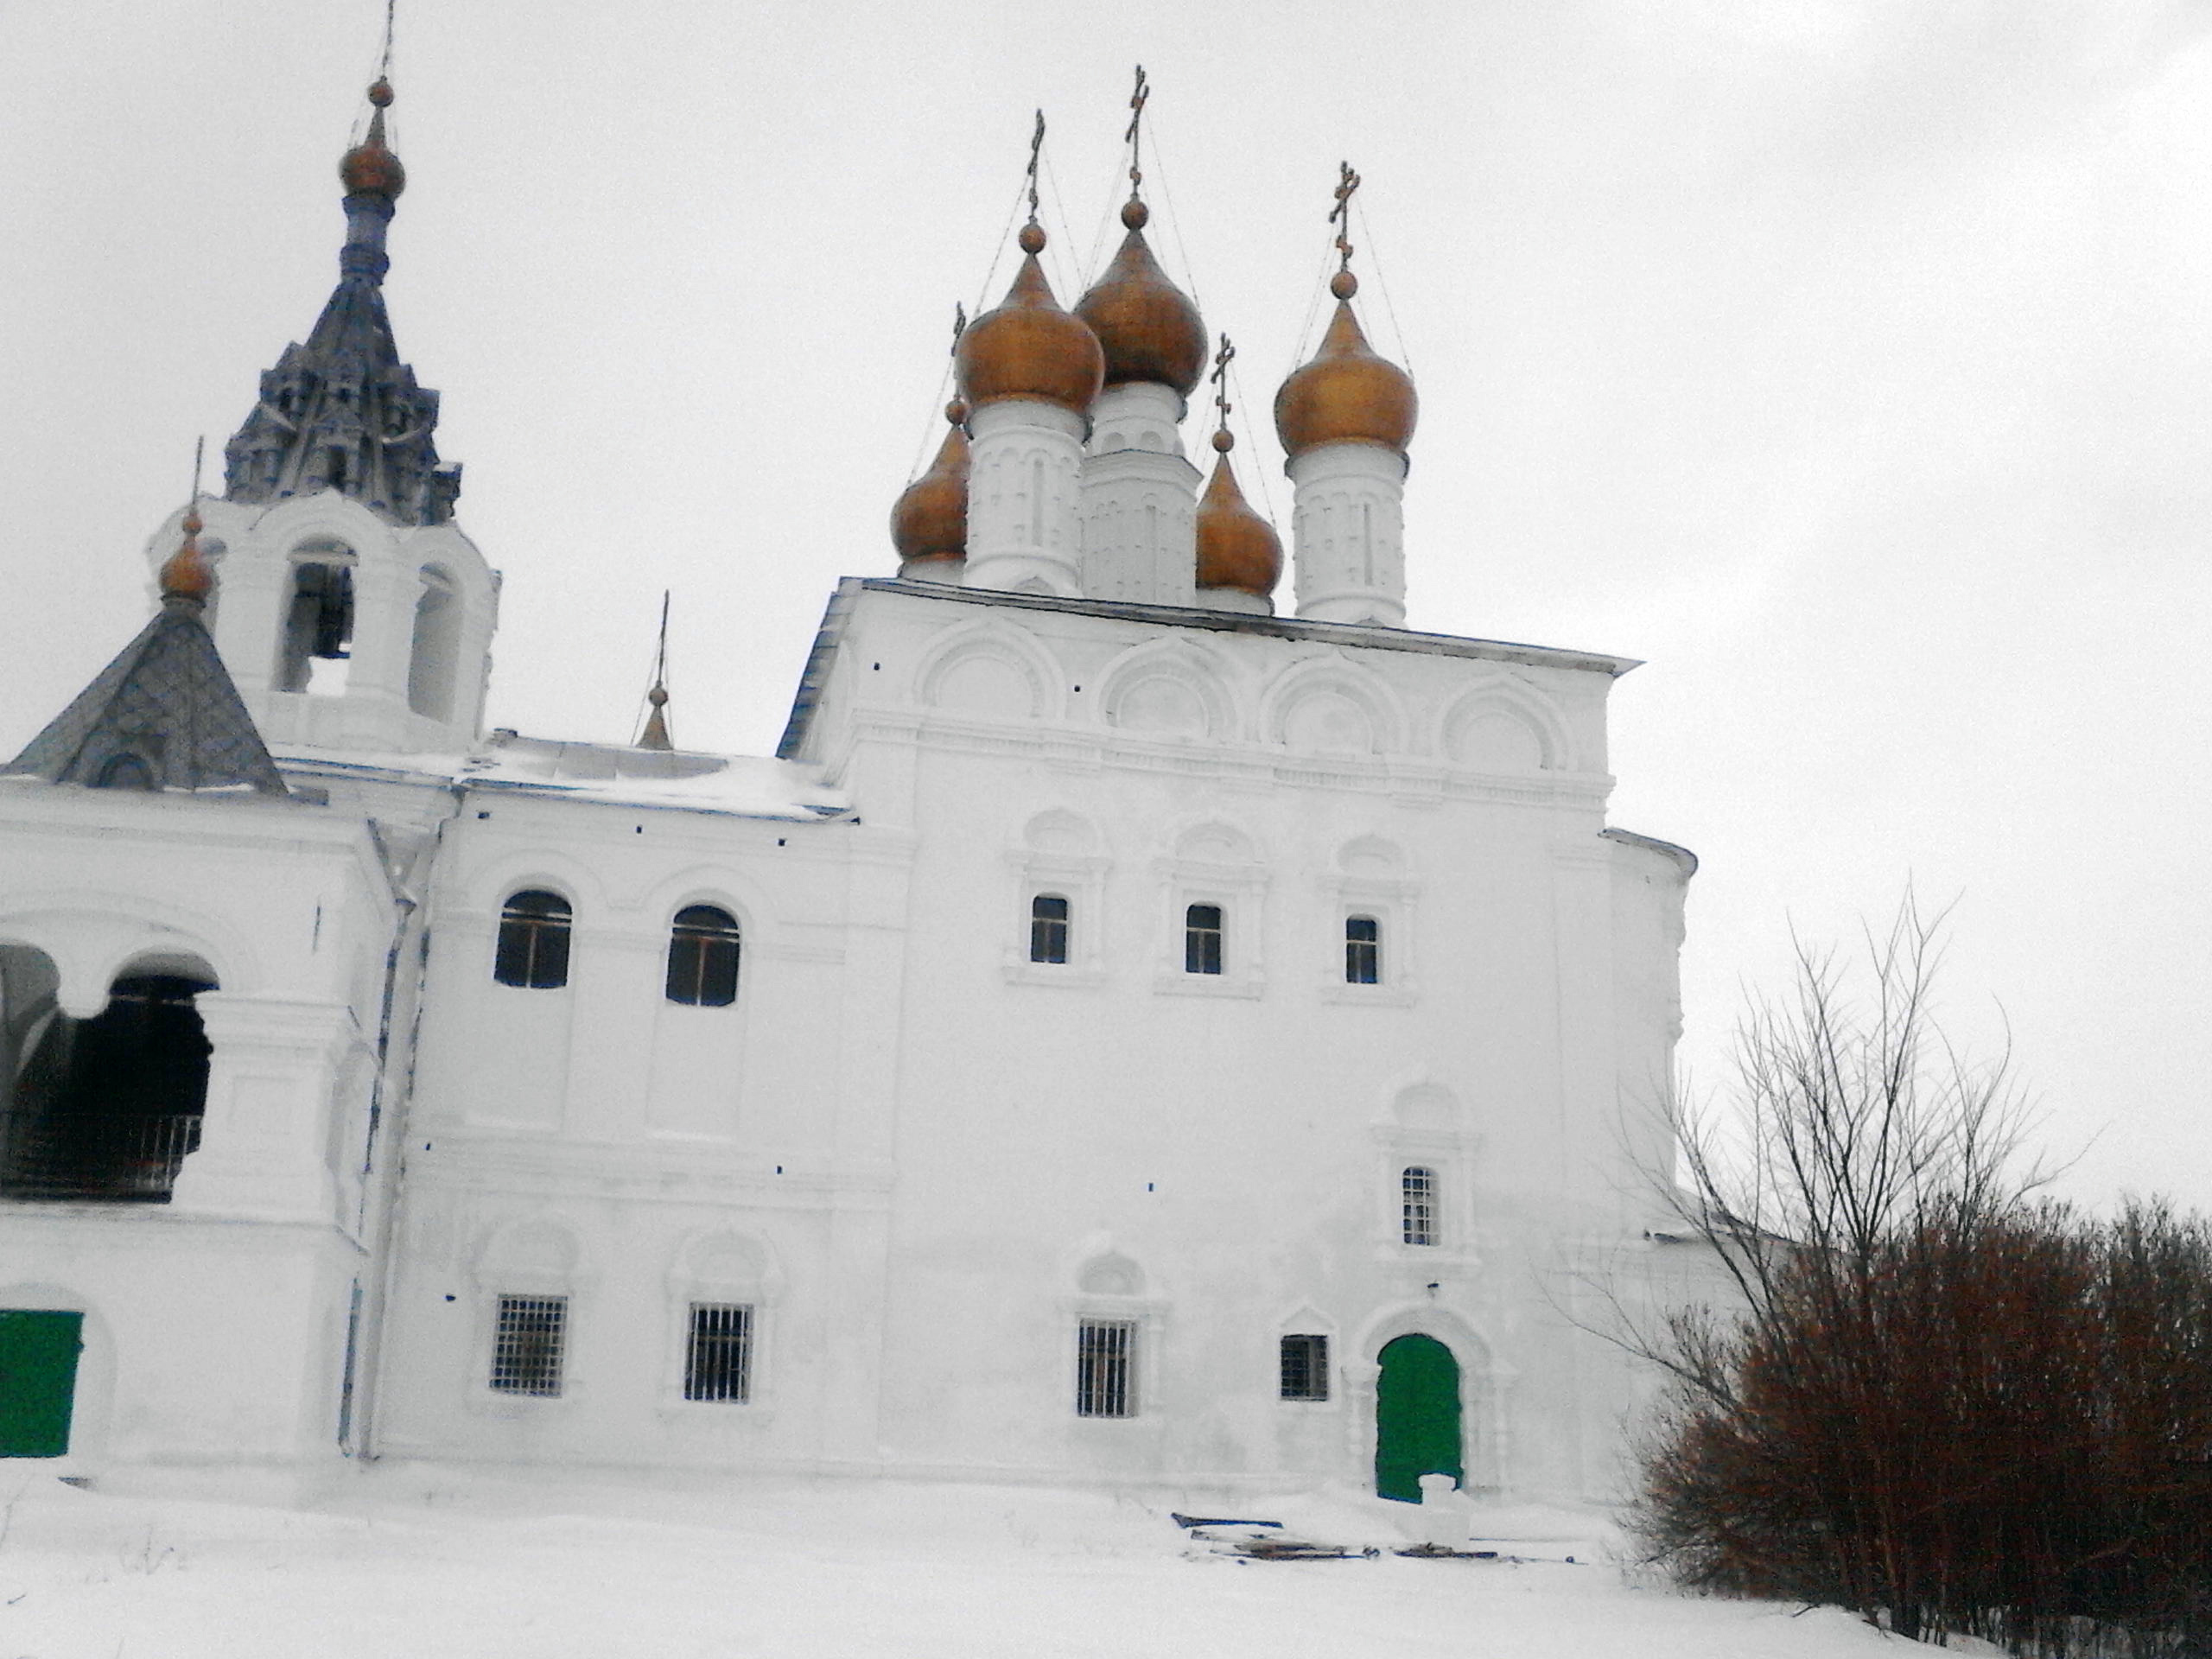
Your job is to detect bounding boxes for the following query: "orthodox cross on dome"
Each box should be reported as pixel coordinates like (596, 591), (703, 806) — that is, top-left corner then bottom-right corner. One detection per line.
(1124, 65), (1149, 202)
(378, 0), (397, 78)
(1209, 334), (1236, 448)
(1025, 109), (1046, 228)
(1331, 162), (1361, 273)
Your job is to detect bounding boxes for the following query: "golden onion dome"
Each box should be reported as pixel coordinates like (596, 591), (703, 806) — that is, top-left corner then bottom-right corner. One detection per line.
(1273, 272), (1416, 460)
(956, 224), (1105, 415)
(1194, 431), (1282, 597)
(891, 400), (971, 565)
(1074, 200), (1206, 397)
(340, 79), (407, 199)
(160, 506), (214, 605)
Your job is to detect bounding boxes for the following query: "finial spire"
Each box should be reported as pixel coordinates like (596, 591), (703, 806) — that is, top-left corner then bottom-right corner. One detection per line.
(638, 592), (674, 751)
(1329, 162), (1362, 299)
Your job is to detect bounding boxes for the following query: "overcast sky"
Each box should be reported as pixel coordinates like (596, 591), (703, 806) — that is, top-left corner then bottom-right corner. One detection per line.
(2, 0), (2205, 1214)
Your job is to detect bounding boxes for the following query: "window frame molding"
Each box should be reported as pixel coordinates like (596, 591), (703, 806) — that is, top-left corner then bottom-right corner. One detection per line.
(1002, 848), (1109, 988)
(1370, 1126), (1481, 1267)
(1152, 850), (1268, 1000)
(658, 1233), (780, 1421)
(1316, 871), (1420, 1007)
(1058, 1289), (1166, 1423)
(467, 1222), (592, 1414)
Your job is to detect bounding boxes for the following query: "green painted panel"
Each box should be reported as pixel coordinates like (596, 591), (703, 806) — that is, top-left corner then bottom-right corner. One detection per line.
(0, 1310), (84, 1458)
(1374, 1332), (1463, 1503)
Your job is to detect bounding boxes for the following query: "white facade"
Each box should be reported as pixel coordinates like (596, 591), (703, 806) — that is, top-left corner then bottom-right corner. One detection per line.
(0, 107), (1699, 1504)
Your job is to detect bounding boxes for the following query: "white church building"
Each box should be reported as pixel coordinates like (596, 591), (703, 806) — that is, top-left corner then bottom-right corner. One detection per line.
(0, 76), (1695, 1503)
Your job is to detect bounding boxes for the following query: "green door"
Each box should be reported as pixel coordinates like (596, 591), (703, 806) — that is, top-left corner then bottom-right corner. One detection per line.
(0, 1310), (85, 1457)
(1375, 1332), (1462, 1503)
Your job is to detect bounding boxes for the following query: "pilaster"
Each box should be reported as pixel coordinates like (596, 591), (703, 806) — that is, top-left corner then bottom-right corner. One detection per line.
(170, 993), (355, 1223)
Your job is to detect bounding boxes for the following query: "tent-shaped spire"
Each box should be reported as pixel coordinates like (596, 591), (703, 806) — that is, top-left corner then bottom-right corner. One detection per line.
(220, 76), (461, 526)
(2, 512), (287, 797)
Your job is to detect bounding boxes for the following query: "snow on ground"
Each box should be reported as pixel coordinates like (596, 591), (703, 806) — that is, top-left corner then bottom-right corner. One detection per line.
(0, 1465), (1918, 1659)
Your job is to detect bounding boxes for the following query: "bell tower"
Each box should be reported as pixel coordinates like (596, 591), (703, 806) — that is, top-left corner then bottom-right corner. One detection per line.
(169, 73), (498, 757)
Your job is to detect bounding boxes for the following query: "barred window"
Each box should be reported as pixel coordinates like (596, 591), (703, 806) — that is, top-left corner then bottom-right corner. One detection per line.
(683, 1303), (753, 1402)
(1345, 916), (1381, 984)
(1029, 894), (1070, 965)
(489, 1295), (567, 1396)
(494, 890), (571, 989)
(666, 905), (741, 1007)
(1076, 1319), (1136, 1418)
(1280, 1333), (1330, 1401)
(1402, 1166), (1439, 1247)
(1184, 904), (1224, 976)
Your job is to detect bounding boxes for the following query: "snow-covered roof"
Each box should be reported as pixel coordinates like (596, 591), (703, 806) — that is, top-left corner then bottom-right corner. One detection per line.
(271, 733), (849, 823)
(460, 734), (849, 820)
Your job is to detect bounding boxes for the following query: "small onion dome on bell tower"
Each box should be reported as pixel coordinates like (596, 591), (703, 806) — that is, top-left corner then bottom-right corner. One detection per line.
(340, 77), (407, 199)
(956, 224), (1105, 414)
(1273, 270), (1417, 461)
(891, 398), (971, 565)
(1075, 200), (1206, 397)
(158, 505), (215, 607)
(1194, 428), (1281, 597)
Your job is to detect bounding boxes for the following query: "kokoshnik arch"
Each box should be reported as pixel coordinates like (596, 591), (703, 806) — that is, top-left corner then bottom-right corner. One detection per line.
(0, 67), (1701, 1502)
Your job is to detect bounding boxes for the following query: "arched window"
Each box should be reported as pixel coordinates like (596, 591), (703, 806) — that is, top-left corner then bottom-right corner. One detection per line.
(1345, 916), (1381, 984)
(1185, 904), (1224, 976)
(1029, 894), (1070, 965)
(1402, 1166), (1439, 1247)
(494, 891), (572, 989)
(666, 906), (741, 1007)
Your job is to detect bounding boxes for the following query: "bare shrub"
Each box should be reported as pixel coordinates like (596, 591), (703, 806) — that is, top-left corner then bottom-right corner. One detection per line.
(1630, 899), (2212, 1656)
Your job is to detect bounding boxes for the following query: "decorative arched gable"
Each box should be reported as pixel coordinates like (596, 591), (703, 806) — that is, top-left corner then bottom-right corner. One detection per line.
(1260, 654), (1405, 758)
(1096, 637), (1238, 742)
(911, 619), (1064, 723)
(1439, 680), (1572, 773)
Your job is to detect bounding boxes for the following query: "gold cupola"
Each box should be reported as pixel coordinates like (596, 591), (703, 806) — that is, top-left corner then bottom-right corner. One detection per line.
(891, 398), (971, 566)
(158, 505), (214, 606)
(1075, 199), (1206, 397)
(1274, 269), (1416, 461)
(1194, 427), (1281, 599)
(340, 78), (407, 199)
(956, 222), (1105, 415)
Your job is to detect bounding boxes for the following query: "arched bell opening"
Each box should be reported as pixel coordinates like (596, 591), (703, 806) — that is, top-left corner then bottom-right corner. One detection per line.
(0, 950), (216, 1203)
(275, 540), (358, 696)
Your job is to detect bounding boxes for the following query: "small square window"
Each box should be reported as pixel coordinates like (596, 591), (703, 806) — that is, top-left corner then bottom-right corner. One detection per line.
(1280, 1333), (1330, 1401)
(1077, 1319), (1136, 1417)
(490, 1295), (567, 1396)
(1345, 916), (1380, 984)
(1030, 894), (1070, 965)
(684, 1303), (753, 1402)
(1184, 905), (1224, 976)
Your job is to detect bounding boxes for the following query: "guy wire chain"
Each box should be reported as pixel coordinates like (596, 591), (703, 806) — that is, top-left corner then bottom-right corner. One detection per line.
(1355, 195), (1416, 384)
(1142, 105), (1205, 321)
